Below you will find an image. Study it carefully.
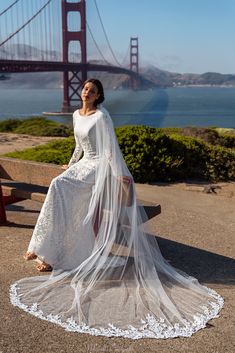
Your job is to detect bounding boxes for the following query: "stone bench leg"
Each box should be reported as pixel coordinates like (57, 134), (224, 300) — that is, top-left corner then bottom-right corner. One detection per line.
(0, 181), (7, 225)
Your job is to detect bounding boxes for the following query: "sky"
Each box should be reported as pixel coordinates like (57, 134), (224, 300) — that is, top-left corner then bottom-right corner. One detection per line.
(0, 0), (235, 74)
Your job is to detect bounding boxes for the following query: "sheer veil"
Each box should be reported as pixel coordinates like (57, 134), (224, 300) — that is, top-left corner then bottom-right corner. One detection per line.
(10, 106), (223, 339)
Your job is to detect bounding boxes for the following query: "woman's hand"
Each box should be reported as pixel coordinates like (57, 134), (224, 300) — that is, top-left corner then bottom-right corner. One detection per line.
(117, 176), (133, 184)
(62, 164), (69, 170)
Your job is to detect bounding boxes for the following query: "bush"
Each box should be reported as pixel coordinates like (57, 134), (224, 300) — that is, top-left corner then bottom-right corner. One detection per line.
(155, 127), (182, 135)
(206, 146), (235, 181)
(6, 137), (75, 165)
(116, 127), (209, 182)
(116, 126), (235, 182)
(0, 117), (73, 137)
(0, 119), (22, 132)
(116, 126), (157, 182)
(5, 125), (235, 183)
(181, 127), (220, 145)
(217, 134), (235, 149)
(165, 134), (209, 180)
(179, 126), (235, 150)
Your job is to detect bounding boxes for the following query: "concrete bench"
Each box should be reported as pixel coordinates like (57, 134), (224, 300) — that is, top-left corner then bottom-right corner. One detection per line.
(0, 157), (62, 224)
(0, 157), (161, 256)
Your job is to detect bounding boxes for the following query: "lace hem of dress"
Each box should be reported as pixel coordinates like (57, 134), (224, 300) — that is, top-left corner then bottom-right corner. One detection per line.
(10, 283), (224, 340)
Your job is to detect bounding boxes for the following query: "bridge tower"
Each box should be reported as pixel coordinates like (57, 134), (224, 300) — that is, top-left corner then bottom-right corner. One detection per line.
(61, 0), (87, 112)
(130, 37), (139, 89)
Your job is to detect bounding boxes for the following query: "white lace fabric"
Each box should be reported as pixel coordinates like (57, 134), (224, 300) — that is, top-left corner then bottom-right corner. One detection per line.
(10, 281), (223, 339)
(10, 107), (224, 339)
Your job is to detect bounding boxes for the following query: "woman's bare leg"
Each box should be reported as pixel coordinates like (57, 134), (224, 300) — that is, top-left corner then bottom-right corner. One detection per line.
(24, 252), (52, 271)
(36, 262), (53, 272)
(23, 252), (37, 261)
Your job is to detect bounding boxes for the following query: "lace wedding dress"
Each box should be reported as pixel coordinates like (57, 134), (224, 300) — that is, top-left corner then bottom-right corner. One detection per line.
(10, 107), (223, 339)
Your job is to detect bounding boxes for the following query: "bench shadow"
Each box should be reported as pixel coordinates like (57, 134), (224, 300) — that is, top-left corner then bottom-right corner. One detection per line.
(1, 181), (48, 194)
(6, 204), (40, 213)
(4, 204), (39, 229)
(5, 222), (35, 229)
(153, 234), (235, 286)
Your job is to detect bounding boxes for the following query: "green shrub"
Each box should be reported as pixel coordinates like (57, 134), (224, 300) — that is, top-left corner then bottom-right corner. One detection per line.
(6, 137), (75, 164)
(116, 126), (164, 182)
(206, 146), (235, 181)
(0, 117), (73, 137)
(217, 134), (235, 149)
(165, 134), (208, 180)
(116, 126), (235, 182)
(181, 127), (220, 145)
(179, 126), (235, 150)
(0, 119), (21, 132)
(5, 125), (235, 183)
(155, 127), (182, 135)
(115, 126), (209, 182)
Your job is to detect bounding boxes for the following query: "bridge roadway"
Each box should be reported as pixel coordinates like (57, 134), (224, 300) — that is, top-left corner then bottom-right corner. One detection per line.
(0, 59), (153, 87)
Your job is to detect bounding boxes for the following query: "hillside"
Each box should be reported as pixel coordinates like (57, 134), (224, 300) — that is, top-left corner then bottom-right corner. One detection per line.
(1, 44), (235, 89)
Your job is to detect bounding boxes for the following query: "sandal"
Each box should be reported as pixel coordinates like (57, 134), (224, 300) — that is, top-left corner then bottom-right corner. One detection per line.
(36, 262), (53, 272)
(23, 252), (37, 261)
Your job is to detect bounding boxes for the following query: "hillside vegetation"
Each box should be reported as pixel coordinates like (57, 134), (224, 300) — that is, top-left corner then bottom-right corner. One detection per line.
(0, 117), (73, 137)
(3, 118), (235, 183)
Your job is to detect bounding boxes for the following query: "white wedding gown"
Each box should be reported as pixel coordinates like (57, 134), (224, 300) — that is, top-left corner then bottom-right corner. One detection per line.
(10, 107), (223, 339)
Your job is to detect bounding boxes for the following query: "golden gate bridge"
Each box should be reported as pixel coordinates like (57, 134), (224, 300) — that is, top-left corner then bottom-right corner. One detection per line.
(0, 0), (153, 112)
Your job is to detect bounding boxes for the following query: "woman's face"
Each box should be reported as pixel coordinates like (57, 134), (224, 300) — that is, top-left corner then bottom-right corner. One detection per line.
(81, 82), (100, 106)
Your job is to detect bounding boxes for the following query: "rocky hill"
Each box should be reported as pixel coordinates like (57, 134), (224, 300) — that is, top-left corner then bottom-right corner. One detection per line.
(142, 65), (235, 88)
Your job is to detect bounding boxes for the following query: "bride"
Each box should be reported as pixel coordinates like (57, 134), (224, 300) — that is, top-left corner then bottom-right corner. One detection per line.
(10, 79), (223, 339)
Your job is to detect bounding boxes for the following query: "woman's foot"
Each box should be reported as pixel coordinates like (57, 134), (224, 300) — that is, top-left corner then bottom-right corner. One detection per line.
(36, 262), (53, 272)
(23, 252), (37, 261)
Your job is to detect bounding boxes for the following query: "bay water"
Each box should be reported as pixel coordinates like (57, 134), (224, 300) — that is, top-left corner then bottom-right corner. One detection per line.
(0, 87), (234, 128)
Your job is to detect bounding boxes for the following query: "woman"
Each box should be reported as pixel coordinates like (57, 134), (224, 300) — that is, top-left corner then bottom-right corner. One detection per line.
(10, 79), (223, 339)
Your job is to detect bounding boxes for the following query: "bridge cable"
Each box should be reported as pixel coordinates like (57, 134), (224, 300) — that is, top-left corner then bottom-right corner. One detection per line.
(48, 0), (53, 60)
(21, 0), (26, 54)
(30, 0), (36, 57)
(32, 1), (39, 59)
(93, 0), (121, 67)
(0, 0), (52, 48)
(44, 0), (49, 60)
(0, 0), (20, 17)
(39, 1), (44, 57)
(86, 21), (111, 65)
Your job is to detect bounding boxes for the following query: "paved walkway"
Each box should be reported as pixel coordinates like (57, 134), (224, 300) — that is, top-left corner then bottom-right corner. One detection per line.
(0, 182), (234, 353)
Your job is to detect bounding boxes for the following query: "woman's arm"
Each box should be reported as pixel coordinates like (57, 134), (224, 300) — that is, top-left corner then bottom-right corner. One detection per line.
(67, 140), (83, 168)
(63, 112), (83, 169)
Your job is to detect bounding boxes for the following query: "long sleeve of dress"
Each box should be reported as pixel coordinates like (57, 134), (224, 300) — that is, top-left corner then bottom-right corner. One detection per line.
(68, 115), (83, 167)
(68, 138), (83, 167)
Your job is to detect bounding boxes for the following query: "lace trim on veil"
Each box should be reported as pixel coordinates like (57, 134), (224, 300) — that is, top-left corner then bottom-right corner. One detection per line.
(10, 283), (223, 340)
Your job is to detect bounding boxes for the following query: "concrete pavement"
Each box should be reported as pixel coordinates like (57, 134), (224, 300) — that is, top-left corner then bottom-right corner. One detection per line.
(0, 182), (234, 353)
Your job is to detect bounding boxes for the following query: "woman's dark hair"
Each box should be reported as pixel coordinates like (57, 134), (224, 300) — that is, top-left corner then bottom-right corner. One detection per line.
(81, 78), (105, 107)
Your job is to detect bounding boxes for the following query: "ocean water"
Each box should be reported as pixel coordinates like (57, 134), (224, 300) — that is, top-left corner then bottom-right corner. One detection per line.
(0, 86), (235, 128)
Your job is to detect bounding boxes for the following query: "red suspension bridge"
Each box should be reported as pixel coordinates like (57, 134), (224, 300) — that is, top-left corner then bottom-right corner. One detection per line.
(0, 0), (153, 112)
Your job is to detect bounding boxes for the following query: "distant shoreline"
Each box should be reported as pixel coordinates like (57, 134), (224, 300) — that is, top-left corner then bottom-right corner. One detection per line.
(1, 85), (235, 90)
(172, 84), (235, 88)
